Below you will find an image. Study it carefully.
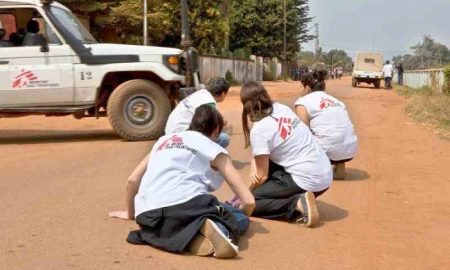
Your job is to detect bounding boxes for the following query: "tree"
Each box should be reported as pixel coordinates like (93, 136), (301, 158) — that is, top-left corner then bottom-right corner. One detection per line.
(58, 0), (111, 39)
(393, 35), (450, 70)
(106, 0), (227, 54)
(320, 49), (353, 72)
(229, 0), (313, 59)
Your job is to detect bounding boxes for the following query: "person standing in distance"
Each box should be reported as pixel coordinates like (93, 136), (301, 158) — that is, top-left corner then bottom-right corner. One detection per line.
(382, 60), (394, 90)
(165, 77), (231, 148)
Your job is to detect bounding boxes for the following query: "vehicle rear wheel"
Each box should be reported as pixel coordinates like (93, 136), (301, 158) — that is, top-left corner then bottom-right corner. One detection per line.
(374, 80), (381, 89)
(352, 78), (357, 87)
(107, 79), (171, 141)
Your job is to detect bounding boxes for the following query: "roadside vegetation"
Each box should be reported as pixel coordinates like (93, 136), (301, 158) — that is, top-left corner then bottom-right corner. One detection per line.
(396, 83), (450, 138)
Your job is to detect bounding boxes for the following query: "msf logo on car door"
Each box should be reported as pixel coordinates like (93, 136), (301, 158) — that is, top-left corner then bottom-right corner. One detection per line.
(10, 68), (61, 89)
(12, 69), (38, 89)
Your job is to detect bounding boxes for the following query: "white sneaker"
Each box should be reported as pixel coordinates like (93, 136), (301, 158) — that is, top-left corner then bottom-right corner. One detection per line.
(200, 219), (239, 259)
(296, 192), (320, 227)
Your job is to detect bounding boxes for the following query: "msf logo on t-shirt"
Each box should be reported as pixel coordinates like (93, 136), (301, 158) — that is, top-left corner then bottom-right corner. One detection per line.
(157, 134), (198, 154)
(275, 117), (299, 140)
(319, 98), (341, 110)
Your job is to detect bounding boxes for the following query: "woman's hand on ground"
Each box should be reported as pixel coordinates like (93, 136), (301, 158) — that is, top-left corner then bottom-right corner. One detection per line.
(108, 210), (133, 220)
(250, 172), (261, 186)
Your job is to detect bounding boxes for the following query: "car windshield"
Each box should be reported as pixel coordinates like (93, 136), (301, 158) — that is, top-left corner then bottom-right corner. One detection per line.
(49, 6), (97, 44)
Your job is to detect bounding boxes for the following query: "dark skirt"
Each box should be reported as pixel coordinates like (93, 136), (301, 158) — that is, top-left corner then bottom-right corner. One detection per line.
(127, 194), (240, 253)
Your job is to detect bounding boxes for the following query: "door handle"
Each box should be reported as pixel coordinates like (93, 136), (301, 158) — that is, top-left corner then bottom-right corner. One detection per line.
(0, 60), (9, 65)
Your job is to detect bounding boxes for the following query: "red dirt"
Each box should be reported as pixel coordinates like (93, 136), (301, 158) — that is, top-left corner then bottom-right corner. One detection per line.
(1, 78), (449, 270)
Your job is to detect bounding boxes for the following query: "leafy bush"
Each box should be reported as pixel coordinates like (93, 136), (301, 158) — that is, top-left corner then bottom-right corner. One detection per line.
(233, 47), (252, 60)
(444, 66), (450, 94)
(225, 70), (238, 85)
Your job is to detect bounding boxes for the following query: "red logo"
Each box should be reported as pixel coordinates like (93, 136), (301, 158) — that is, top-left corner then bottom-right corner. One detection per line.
(319, 98), (340, 110)
(12, 69), (38, 89)
(157, 135), (183, 151)
(276, 117), (293, 140)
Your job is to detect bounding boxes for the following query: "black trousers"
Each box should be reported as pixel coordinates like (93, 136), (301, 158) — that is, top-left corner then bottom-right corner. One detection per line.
(127, 194), (240, 253)
(251, 162), (327, 221)
(385, 77), (393, 89)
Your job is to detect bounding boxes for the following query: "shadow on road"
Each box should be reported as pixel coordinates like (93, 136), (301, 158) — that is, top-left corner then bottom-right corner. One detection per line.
(342, 168), (370, 181)
(239, 220), (269, 251)
(317, 201), (349, 223)
(0, 129), (121, 145)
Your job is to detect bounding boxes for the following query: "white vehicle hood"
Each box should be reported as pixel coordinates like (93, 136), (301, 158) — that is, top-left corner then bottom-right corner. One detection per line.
(86, 44), (182, 62)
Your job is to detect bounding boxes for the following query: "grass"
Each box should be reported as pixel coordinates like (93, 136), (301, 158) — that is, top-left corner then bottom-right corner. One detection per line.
(395, 84), (450, 138)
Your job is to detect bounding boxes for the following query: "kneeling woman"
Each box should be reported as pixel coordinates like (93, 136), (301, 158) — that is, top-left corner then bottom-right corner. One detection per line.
(295, 70), (358, 179)
(109, 105), (255, 259)
(240, 82), (332, 227)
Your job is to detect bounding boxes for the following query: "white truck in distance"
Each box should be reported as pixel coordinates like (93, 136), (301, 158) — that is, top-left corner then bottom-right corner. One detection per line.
(352, 52), (384, 89)
(0, 0), (193, 141)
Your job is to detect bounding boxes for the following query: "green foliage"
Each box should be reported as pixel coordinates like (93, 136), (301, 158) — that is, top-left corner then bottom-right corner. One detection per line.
(59, 0), (313, 59)
(229, 0), (313, 59)
(225, 70), (237, 85)
(297, 51), (315, 67)
(59, 0), (112, 40)
(320, 49), (353, 72)
(444, 66), (450, 94)
(106, 0), (226, 52)
(233, 47), (252, 60)
(393, 35), (450, 70)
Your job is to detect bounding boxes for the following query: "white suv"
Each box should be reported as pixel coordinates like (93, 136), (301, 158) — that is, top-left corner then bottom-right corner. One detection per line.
(0, 0), (193, 141)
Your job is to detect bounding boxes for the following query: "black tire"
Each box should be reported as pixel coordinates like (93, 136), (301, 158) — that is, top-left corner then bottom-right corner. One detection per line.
(352, 78), (357, 88)
(374, 80), (381, 89)
(107, 79), (171, 141)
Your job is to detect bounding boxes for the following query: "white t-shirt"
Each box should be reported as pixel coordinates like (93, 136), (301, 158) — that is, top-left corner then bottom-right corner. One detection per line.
(134, 131), (227, 217)
(295, 91), (358, 161)
(165, 89), (216, 134)
(382, 64), (394, 78)
(250, 103), (332, 192)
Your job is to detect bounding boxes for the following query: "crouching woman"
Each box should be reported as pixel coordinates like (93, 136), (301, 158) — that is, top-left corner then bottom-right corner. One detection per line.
(240, 81), (332, 227)
(109, 105), (255, 259)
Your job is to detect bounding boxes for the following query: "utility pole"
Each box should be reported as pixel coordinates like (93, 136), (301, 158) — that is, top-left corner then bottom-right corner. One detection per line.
(180, 0), (197, 88)
(314, 23), (320, 59)
(143, 0), (148, 46)
(283, 0), (287, 81)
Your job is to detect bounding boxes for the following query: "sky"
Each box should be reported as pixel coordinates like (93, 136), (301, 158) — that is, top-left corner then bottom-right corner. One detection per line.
(303, 0), (450, 61)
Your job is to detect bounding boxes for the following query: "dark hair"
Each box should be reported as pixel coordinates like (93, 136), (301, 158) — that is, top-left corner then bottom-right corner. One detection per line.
(208, 77), (230, 96)
(386, 60), (390, 64)
(0, 29), (5, 40)
(240, 81), (273, 148)
(26, 20), (40, 33)
(189, 104), (224, 137)
(300, 69), (327, 92)
(10, 33), (23, 46)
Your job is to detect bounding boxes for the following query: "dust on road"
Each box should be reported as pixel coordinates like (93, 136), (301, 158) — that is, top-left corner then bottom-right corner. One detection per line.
(1, 78), (449, 270)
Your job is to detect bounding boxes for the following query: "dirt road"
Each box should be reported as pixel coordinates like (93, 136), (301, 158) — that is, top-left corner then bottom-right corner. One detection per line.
(1, 78), (449, 270)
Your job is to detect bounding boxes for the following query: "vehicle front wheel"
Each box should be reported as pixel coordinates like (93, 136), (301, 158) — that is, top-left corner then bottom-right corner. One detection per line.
(107, 79), (171, 141)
